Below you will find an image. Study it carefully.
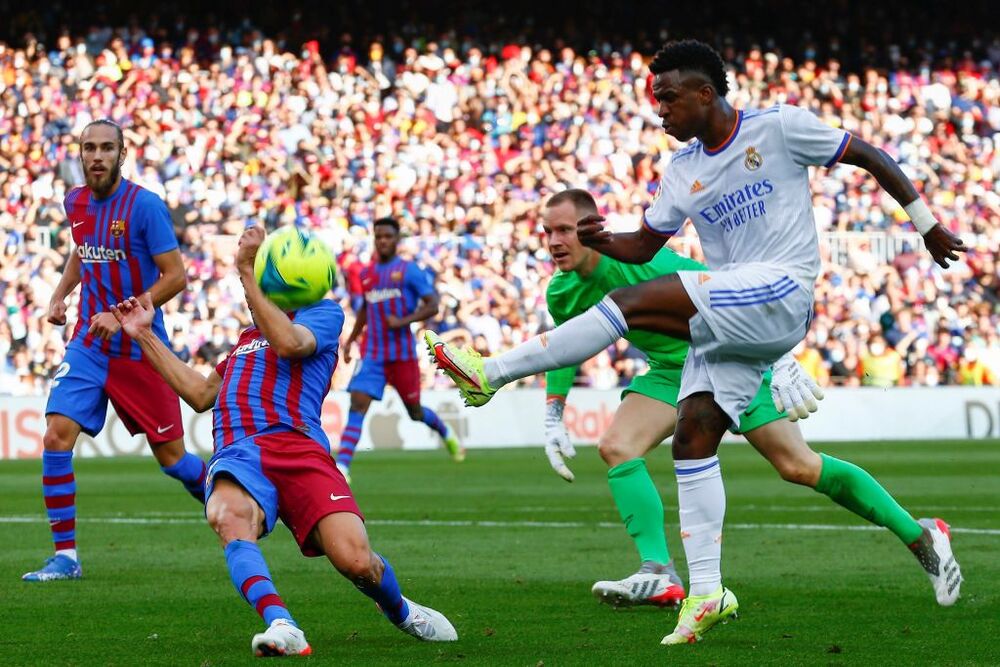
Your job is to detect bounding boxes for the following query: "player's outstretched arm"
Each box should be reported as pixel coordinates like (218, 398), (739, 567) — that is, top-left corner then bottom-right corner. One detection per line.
(576, 214), (667, 264)
(342, 304), (366, 364)
(839, 138), (966, 268)
(110, 294), (221, 412)
(237, 226), (317, 359)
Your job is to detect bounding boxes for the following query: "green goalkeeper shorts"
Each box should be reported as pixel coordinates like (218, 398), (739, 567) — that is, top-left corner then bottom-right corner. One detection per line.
(622, 365), (785, 434)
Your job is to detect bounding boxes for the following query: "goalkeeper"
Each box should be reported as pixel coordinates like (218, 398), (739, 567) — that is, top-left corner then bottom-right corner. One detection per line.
(537, 189), (945, 609)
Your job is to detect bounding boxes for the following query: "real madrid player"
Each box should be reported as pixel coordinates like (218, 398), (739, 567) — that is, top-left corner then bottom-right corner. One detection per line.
(428, 40), (964, 645)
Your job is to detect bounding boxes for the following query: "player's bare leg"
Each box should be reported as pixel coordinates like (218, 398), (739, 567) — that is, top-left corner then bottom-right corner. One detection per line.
(745, 420), (962, 605)
(593, 395), (685, 607)
(149, 437), (207, 503)
(662, 393), (738, 645)
(22, 415), (83, 581)
(207, 477), (311, 657)
(313, 512), (458, 641)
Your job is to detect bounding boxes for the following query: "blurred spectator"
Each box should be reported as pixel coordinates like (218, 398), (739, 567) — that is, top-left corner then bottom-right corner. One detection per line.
(0, 18), (997, 396)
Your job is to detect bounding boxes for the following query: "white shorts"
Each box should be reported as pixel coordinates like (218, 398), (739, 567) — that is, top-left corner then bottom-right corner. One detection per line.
(677, 263), (814, 425)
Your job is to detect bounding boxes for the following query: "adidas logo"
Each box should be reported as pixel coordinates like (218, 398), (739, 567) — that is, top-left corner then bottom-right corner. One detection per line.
(690, 180), (704, 194)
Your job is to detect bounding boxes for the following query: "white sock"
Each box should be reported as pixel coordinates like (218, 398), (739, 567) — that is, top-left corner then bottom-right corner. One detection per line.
(675, 456), (725, 597)
(484, 296), (628, 386)
(56, 548), (78, 562)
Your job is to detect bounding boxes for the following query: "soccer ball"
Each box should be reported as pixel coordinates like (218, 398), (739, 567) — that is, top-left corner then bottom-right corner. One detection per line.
(254, 226), (336, 311)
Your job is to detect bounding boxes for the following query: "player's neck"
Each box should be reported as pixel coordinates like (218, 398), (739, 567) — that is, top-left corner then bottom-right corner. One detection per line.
(698, 101), (738, 151)
(376, 253), (397, 264)
(574, 250), (602, 279)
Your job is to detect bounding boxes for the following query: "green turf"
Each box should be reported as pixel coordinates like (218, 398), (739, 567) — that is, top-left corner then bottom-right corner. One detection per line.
(2, 441), (998, 666)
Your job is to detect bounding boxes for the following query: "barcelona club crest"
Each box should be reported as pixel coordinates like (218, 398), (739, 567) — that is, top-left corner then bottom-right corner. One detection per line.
(390, 270), (404, 282)
(744, 146), (763, 171)
(109, 219), (126, 238)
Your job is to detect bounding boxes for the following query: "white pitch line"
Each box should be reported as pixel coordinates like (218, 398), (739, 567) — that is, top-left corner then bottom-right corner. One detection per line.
(1, 514), (998, 535)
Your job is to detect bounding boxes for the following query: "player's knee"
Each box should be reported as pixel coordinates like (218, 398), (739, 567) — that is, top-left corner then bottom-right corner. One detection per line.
(334, 539), (376, 582)
(597, 431), (632, 466)
(405, 405), (423, 421)
(772, 452), (821, 487)
(42, 426), (75, 452)
(206, 490), (258, 542)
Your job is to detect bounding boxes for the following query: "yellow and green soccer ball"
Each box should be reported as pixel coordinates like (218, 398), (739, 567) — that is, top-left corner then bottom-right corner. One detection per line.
(254, 226), (336, 310)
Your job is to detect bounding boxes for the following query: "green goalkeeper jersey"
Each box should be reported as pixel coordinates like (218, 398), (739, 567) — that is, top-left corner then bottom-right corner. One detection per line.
(545, 248), (706, 396)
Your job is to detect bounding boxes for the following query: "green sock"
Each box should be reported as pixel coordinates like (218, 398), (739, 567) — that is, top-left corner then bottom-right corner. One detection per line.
(815, 453), (923, 545)
(607, 458), (671, 564)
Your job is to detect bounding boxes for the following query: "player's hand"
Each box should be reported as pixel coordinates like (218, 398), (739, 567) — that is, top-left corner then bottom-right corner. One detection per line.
(342, 336), (356, 364)
(47, 298), (68, 325)
(236, 225), (266, 271)
(576, 214), (613, 249)
(88, 311), (121, 340)
(922, 224), (967, 269)
(110, 293), (155, 338)
(543, 398), (576, 482)
(770, 352), (825, 422)
(385, 314), (405, 330)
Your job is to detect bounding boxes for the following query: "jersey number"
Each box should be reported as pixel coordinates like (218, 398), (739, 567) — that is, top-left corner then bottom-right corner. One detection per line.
(51, 362), (71, 388)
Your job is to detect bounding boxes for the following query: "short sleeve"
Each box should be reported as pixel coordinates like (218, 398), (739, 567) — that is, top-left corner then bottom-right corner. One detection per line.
(406, 263), (436, 299)
(214, 355), (230, 379)
(138, 192), (179, 255)
(642, 171), (684, 236)
(778, 104), (852, 168)
(293, 300), (346, 355)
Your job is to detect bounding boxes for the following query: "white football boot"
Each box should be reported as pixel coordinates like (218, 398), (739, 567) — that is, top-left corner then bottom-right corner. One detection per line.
(592, 560), (686, 608)
(396, 596), (458, 641)
(912, 518), (962, 606)
(251, 619), (312, 657)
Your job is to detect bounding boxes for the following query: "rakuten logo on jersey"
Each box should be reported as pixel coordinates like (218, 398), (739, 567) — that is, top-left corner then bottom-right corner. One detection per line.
(76, 242), (128, 263)
(366, 288), (402, 303)
(234, 338), (270, 356)
(698, 179), (774, 232)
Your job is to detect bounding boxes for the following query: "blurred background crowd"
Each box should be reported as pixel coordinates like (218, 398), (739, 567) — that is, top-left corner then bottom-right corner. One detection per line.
(1, 1), (997, 397)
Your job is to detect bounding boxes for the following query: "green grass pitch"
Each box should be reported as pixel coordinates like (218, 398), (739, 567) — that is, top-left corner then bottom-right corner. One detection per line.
(2, 440), (998, 666)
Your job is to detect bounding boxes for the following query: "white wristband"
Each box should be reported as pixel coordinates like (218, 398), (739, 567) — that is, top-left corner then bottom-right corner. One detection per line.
(904, 199), (937, 235)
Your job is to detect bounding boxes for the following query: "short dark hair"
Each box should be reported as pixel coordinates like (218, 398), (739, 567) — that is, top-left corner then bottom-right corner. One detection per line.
(546, 189), (598, 216)
(649, 39), (729, 97)
(373, 217), (401, 233)
(81, 119), (125, 151)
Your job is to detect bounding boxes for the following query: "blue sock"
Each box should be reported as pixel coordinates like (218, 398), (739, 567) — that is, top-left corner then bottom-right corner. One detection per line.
(337, 410), (365, 469)
(420, 406), (448, 439)
(355, 554), (410, 625)
(42, 451), (77, 555)
(224, 540), (295, 627)
(161, 452), (207, 503)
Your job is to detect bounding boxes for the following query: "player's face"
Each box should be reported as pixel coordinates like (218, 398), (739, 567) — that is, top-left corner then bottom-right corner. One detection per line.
(542, 201), (590, 272)
(651, 70), (712, 142)
(373, 224), (399, 261)
(80, 125), (125, 195)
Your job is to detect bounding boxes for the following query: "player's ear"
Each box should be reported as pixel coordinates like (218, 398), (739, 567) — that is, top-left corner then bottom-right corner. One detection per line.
(118, 144), (127, 167)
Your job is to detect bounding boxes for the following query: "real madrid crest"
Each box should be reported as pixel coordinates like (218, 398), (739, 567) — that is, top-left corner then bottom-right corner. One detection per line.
(109, 219), (126, 238)
(744, 146), (763, 171)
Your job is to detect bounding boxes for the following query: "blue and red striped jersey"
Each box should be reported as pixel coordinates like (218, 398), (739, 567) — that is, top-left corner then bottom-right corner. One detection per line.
(65, 179), (178, 359)
(360, 258), (435, 362)
(212, 300), (345, 452)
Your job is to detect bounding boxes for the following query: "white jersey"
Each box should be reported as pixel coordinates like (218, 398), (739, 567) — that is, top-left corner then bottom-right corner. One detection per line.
(644, 104), (850, 287)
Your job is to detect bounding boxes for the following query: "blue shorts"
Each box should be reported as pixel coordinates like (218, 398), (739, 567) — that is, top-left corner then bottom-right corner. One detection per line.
(46, 343), (183, 441)
(205, 428), (362, 556)
(346, 357), (421, 404)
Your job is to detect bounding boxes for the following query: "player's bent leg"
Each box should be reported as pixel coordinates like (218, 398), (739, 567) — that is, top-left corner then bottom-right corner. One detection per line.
(405, 402), (465, 462)
(606, 274), (697, 340)
(151, 438), (207, 503)
(23, 415), (84, 582)
(208, 478), (307, 656)
(744, 420), (961, 605)
(593, 394), (685, 607)
(314, 512), (458, 642)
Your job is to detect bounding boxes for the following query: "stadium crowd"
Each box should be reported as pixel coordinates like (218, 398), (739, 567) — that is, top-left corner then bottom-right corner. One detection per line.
(1, 16), (998, 398)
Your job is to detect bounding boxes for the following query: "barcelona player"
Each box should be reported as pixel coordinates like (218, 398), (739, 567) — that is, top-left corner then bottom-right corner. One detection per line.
(22, 120), (206, 583)
(110, 225), (458, 656)
(337, 217), (464, 481)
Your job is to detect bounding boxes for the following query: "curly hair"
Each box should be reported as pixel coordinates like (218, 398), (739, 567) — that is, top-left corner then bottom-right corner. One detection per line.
(649, 39), (729, 97)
